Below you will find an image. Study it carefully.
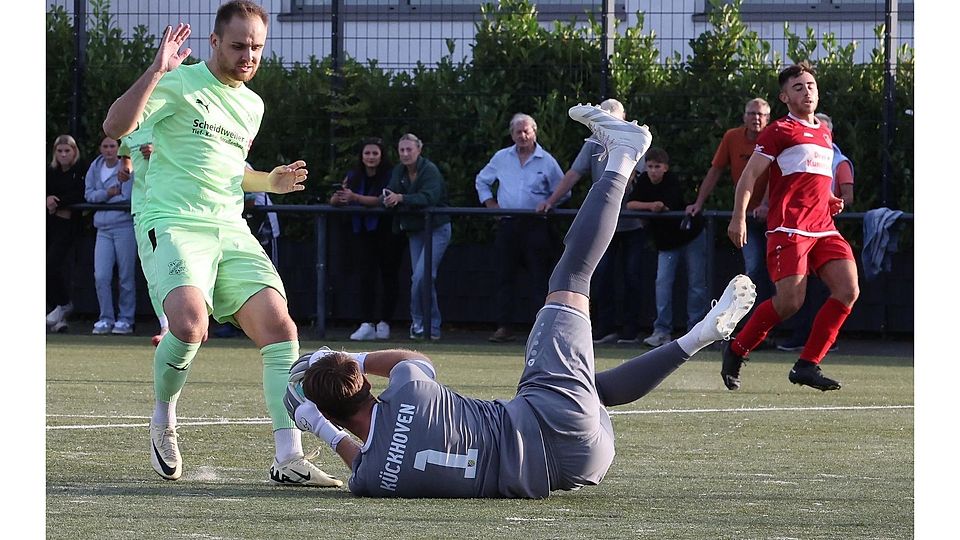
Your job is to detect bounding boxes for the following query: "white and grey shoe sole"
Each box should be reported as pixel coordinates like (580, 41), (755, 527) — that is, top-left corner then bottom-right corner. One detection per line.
(704, 275), (757, 341)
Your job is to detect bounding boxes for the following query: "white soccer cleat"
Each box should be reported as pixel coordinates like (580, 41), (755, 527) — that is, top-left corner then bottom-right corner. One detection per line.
(269, 449), (343, 488)
(698, 274), (757, 343)
(150, 423), (183, 480)
(568, 103), (652, 162)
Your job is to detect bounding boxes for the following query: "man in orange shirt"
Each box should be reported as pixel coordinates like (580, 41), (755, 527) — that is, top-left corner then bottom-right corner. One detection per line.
(686, 98), (773, 302)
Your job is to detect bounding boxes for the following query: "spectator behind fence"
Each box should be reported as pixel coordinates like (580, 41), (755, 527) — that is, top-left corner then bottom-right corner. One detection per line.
(84, 135), (137, 335)
(46, 134), (87, 333)
(382, 133), (451, 341)
(330, 137), (405, 341)
(476, 113), (565, 343)
(538, 98), (649, 344)
(687, 98), (774, 305)
(627, 147), (708, 348)
(776, 112), (855, 352)
(119, 127), (169, 346)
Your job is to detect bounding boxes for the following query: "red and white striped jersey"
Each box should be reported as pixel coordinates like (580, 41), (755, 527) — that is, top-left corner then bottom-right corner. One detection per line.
(754, 113), (839, 237)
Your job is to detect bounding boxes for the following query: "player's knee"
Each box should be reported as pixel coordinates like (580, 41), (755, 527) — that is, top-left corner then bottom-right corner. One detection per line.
(167, 309), (209, 343)
(774, 293), (804, 318)
(250, 314), (298, 345)
(835, 283), (859, 307)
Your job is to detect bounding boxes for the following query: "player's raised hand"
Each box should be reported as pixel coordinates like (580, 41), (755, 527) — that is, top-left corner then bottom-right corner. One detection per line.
(268, 160), (308, 194)
(152, 23), (192, 74)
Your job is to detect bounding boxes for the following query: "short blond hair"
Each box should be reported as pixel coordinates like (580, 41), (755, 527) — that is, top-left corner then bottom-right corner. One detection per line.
(744, 98), (770, 114)
(50, 134), (80, 169)
(600, 98), (625, 120)
(509, 113), (537, 133)
(399, 132), (423, 149)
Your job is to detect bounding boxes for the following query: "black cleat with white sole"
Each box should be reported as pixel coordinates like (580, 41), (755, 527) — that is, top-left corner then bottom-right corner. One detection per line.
(788, 360), (841, 391)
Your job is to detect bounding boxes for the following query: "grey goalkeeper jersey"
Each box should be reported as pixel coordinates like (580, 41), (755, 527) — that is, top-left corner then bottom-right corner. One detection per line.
(348, 361), (550, 498)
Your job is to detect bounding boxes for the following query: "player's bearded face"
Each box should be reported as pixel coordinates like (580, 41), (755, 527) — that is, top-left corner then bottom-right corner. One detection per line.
(211, 16), (267, 85)
(781, 72), (819, 116)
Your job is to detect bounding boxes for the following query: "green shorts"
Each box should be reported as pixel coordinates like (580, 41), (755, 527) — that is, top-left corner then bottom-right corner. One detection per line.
(134, 218), (164, 319)
(136, 218), (286, 325)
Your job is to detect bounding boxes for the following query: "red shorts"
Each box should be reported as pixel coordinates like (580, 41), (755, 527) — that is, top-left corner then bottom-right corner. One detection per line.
(765, 231), (855, 282)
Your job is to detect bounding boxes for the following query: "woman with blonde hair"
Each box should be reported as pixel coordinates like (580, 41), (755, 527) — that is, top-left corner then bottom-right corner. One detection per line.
(381, 133), (451, 341)
(46, 134), (86, 332)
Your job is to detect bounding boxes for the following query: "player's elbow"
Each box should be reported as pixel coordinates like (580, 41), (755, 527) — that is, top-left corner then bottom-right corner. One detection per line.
(102, 118), (130, 141)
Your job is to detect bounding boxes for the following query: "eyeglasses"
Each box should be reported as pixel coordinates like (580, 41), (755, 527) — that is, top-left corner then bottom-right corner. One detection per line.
(745, 111), (770, 117)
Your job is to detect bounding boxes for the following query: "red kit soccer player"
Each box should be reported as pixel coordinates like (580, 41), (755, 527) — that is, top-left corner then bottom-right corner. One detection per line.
(721, 62), (859, 391)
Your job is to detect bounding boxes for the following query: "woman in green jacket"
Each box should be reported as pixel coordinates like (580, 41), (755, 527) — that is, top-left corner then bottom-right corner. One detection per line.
(382, 133), (452, 341)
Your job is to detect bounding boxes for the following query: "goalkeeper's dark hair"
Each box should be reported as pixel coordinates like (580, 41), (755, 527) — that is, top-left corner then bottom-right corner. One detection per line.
(301, 351), (373, 422)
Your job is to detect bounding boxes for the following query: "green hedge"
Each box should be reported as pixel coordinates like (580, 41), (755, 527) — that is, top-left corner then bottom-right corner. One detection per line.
(47, 0), (914, 241)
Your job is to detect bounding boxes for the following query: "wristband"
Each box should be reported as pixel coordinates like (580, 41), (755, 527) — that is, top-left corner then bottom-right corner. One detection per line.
(294, 401), (348, 451)
(349, 352), (368, 373)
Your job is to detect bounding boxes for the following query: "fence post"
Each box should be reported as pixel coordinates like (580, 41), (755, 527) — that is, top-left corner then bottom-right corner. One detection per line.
(314, 213), (328, 338)
(70, 0), (86, 138)
(329, 0), (345, 176)
(881, 0), (899, 208)
(599, 0), (615, 100)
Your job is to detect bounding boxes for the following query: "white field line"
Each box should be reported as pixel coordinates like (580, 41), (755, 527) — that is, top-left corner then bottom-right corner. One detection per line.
(46, 404), (912, 431)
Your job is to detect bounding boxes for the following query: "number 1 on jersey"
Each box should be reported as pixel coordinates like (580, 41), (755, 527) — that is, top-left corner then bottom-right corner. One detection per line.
(413, 449), (479, 479)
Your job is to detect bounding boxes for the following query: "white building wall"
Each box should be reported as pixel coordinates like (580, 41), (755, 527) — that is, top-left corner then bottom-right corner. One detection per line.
(56, 0), (914, 68)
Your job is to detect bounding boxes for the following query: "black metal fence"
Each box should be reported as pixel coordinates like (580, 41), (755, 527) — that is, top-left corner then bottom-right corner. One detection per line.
(66, 203), (914, 338)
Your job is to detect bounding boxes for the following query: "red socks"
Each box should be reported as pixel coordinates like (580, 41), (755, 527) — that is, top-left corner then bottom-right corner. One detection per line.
(731, 299), (781, 357)
(800, 298), (852, 363)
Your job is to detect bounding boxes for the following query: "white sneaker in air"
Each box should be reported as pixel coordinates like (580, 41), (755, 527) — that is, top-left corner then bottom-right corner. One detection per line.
(349, 322), (376, 341)
(150, 423), (182, 480)
(269, 449), (343, 487)
(699, 274), (757, 343)
(568, 103), (652, 162)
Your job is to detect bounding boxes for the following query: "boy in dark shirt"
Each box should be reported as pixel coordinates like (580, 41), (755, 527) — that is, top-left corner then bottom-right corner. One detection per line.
(627, 147), (709, 347)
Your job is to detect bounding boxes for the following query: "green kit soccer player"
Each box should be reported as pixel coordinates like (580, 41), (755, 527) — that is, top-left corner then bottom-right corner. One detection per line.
(103, 0), (339, 487)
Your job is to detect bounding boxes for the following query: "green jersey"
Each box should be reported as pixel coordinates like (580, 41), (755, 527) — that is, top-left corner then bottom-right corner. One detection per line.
(137, 61), (263, 228)
(119, 126), (153, 218)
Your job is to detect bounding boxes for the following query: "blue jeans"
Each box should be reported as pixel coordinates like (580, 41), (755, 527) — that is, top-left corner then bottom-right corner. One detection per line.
(94, 225), (138, 324)
(408, 222), (451, 336)
(743, 217), (773, 302)
(653, 229), (708, 334)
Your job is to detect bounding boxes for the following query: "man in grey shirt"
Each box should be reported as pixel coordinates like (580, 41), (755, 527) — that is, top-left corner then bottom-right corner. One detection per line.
(287, 105), (757, 498)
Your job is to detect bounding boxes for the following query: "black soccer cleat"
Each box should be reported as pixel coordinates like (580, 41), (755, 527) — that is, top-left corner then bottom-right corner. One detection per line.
(720, 340), (746, 391)
(788, 360), (842, 391)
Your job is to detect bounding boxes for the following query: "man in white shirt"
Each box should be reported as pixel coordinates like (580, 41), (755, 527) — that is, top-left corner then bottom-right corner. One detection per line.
(476, 113), (565, 342)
